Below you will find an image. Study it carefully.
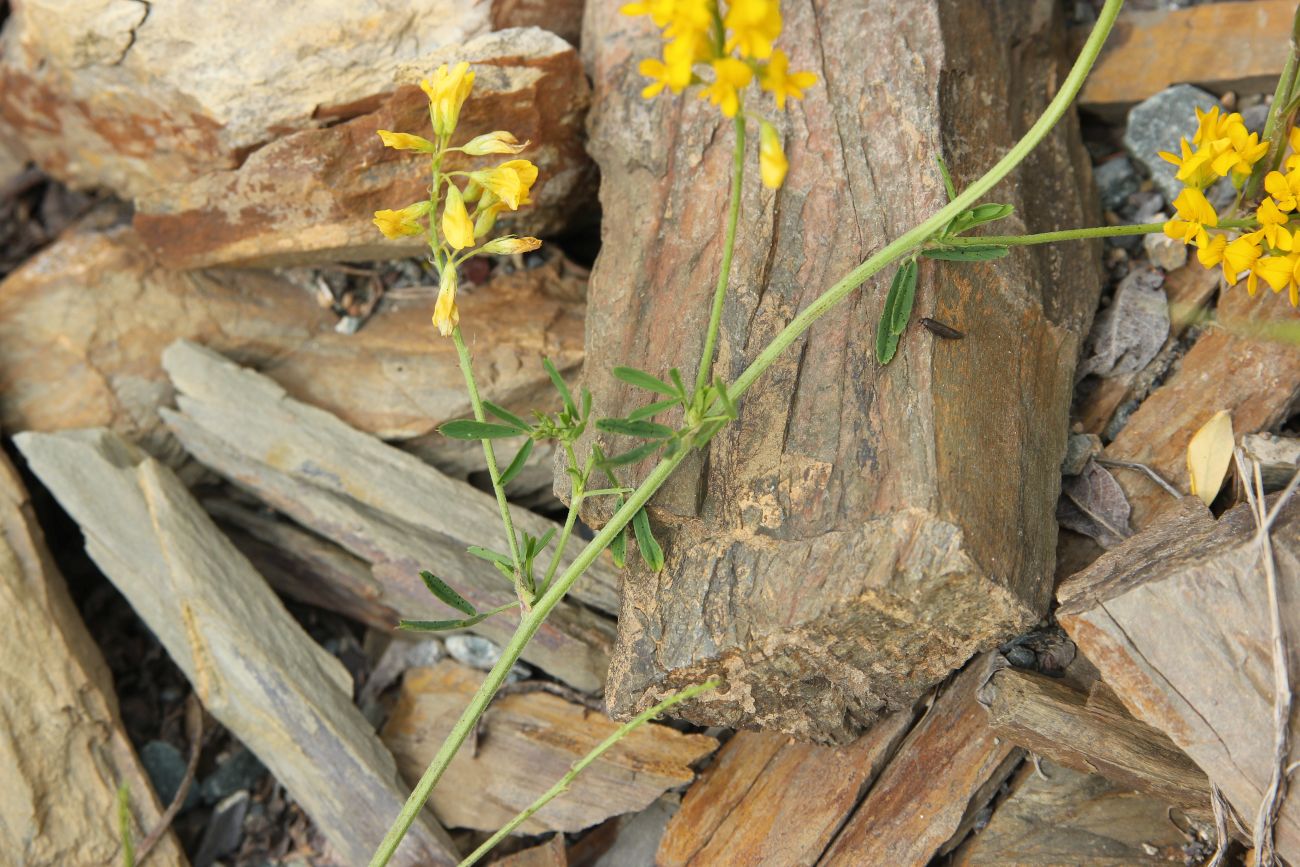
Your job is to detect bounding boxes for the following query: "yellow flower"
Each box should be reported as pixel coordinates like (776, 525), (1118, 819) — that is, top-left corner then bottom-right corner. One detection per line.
(1158, 138), (1216, 191)
(420, 62), (475, 136)
(479, 236), (543, 255)
(1287, 126), (1300, 172)
(433, 268), (459, 336)
(1222, 232), (1264, 296)
(700, 57), (753, 118)
(760, 49), (817, 110)
(724, 0), (782, 60)
(372, 201), (431, 239)
(1255, 244), (1300, 306)
(1191, 106), (1235, 148)
(638, 35), (701, 98)
(377, 130), (437, 152)
(621, 0), (711, 38)
(462, 131), (528, 156)
(620, 0), (676, 28)
(1264, 169), (1300, 212)
(759, 121), (787, 189)
(1256, 197), (1294, 251)
(470, 159), (539, 210)
(1197, 232), (1227, 268)
(1208, 123), (1268, 181)
(442, 184), (476, 250)
(1162, 187), (1218, 248)
(474, 200), (505, 238)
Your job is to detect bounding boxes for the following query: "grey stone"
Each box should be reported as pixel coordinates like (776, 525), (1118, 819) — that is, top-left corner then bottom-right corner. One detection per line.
(591, 796), (679, 867)
(1093, 156), (1139, 212)
(445, 634), (532, 681)
(140, 740), (200, 812)
(1061, 433), (1102, 476)
(198, 748), (266, 806)
(1143, 231), (1188, 271)
(1242, 103), (1271, 136)
(193, 790), (250, 867)
(1078, 268), (1170, 380)
(1124, 84), (1219, 204)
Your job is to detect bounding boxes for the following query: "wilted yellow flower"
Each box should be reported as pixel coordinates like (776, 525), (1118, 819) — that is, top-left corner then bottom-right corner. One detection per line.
(760, 49), (817, 110)
(442, 184), (476, 250)
(1223, 232), (1264, 296)
(470, 160), (538, 210)
(462, 131), (529, 156)
(421, 62), (475, 136)
(433, 268), (460, 336)
(372, 200), (431, 239)
(1197, 232), (1227, 268)
(474, 201), (505, 238)
(1264, 169), (1300, 211)
(725, 0), (782, 60)
(1163, 187), (1217, 248)
(1257, 197), (1294, 251)
(700, 57), (753, 118)
(1158, 138), (1216, 191)
(377, 130), (437, 152)
(479, 236), (543, 255)
(759, 121), (787, 189)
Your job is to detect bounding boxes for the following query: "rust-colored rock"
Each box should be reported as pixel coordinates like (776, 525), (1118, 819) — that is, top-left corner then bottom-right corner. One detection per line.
(580, 0), (1102, 741)
(0, 224), (586, 459)
(133, 29), (595, 269)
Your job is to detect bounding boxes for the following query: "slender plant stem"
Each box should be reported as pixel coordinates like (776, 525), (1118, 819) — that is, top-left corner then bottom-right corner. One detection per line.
(695, 111), (747, 396)
(370, 3), (1127, 862)
(940, 217), (1258, 248)
(1247, 4), (1300, 201)
(537, 445), (591, 597)
(452, 326), (526, 601)
(457, 679), (720, 867)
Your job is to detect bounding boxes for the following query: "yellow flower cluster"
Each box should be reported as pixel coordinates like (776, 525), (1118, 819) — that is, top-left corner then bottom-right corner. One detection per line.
(622, 0), (815, 189)
(1160, 107), (1300, 307)
(372, 62), (543, 335)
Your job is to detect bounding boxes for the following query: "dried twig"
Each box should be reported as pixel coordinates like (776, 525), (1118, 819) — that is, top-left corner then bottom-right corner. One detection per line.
(1233, 450), (1300, 866)
(135, 694), (204, 865)
(1095, 457), (1183, 499)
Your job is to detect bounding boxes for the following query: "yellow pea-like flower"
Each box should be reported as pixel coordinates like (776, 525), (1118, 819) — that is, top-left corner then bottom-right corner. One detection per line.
(700, 57), (753, 119)
(433, 268), (460, 337)
(479, 236), (543, 255)
(376, 130), (437, 152)
(1256, 197), (1294, 251)
(1162, 187), (1217, 248)
(1222, 232), (1264, 296)
(421, 61), (475, 136)
(442, 184), (476, 251)
(1264, 169), (1300, 212)
(759, 121), (788, 189)
(462, 131), (529, 156)
(470, 160), (539, 211)
(760, 49), (817, 110)
(372, 201), (431, 239)
(724, 0), (782, 60)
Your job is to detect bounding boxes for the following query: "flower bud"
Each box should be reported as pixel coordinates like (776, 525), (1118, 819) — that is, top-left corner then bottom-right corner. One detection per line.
(463, 131), (529, 156)
(376, 130), (437, 152)
(441, 184), (476, 250)
(478, 236), (543, 256)
(372, 200), (431, 239)
(432, 268), (459, 336)
(759, 121), (788, 189)
(420, 62), (475, 136)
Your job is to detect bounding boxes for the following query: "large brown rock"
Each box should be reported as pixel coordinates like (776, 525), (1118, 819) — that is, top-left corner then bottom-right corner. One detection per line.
(579, 1), (1102, 741)
(133, 29), (596, 269)
(0, 0), (494, 198)
(0, 223), (586, 460)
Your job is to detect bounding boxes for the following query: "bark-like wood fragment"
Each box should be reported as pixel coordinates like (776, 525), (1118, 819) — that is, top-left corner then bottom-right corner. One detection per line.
(979, 667), (1211, 819)
(0, 451), (186, 866)
(658, 709), (913, 866)
(161, 339), (617, 692)
(381, 661), (716, 834)
(819, 657), (1022, 865)
(1057, 495), (1300, 863)
(580, 0), (1103, 741)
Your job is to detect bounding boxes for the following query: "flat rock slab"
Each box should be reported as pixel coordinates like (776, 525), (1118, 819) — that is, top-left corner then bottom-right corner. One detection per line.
(0, 225), (585, 460)
(15, 428), (458, 867)
(134, 29), (595, 269)
(381, 660), (716, 834)
(161, 340), (618, 691)
(0, 451), (186, 866)
(1057, 495), (1300, 863)
(580, 0), (1102, 741)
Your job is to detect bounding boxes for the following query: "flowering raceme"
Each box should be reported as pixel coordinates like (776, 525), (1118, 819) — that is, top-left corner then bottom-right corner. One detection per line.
(372, 63), (543, 336)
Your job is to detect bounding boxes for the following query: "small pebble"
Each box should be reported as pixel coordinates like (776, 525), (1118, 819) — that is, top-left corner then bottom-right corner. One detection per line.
(445, 634), (533, 681)
(1093, 156), (1139, 212)
(1061, 433), (1102, 476)
(1143, 230), (1187, 271)
(1004, 646), (1037, 669)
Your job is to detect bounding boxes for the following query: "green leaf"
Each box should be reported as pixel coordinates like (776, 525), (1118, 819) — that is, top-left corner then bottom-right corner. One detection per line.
(922, 245), (1010, 261)
(614, 366), (678, 398)
(876, 298), (902, 366)
(968, 202), (1014, 223)
(482, 401), (531, 433)
(610, 496), (628, 568)
(600, 441), (662, 467)
(712, 377), (738, 420)
(888, 259), (919, 337)
(628, 398), (681, 421)
(418, 570), (477, 617)
(542, 357), (578, 418)
(440, 419), (523, 440)
(581, 387), (593, 421)
(935, 153), (958, 202)
(499, 438), (535, 487)
(399, 612), (491, 632)
(467, 546), (513, 569)
(596, 418), (675, 439)
(668, 368), (687, 398)
(633, 506), (665, 571)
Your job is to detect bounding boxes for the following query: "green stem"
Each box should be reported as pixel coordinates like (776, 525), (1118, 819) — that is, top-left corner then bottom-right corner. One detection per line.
(370, 3), (1127, 863)
(456, 679), (720, 867)
(729, 0), (1124, 400)
(451, 326), (527, 603)
(695, 111), (747, 396)
(941, 217), (1258, 248)
(1247, 4), (1300, 200)
(537, 445), (591, 598)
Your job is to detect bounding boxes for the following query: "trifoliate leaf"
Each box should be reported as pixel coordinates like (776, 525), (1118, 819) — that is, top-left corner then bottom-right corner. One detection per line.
(440, 420), (525, 440)
(628, 398), (681, 421)
(1187, 410), (1234, 506)
(600, 441), (663, 467)
(498, 438), (535, 487)
(888, 259), (919, 337)
(633, 506), (665, 571)
(482, 401), (531, 432)
(614, 366), (679, 398)
(876, 288), (902, 365)
(418, 570), (477, 617)
(596, 418), (675, 439)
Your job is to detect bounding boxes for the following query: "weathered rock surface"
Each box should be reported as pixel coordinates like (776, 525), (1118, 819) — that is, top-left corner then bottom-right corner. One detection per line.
(133, 29), (596, 269)
(1080, 0), (1295, 118)
(382, 660), (716, 834)
(0, 0), (493, 198)
(161, 340), (618, 691)
(580, 0), (1102, 740)
(0, 225), (585, 461)
(0, 450), (186, 866)
(15, 428), (459, 867)
(1057, 495), (1300, 863)
(1123, 85), (1218, 206)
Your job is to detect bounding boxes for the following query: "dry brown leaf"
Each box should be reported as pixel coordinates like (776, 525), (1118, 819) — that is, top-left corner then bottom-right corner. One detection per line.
(1187, 410), (1234, 506)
